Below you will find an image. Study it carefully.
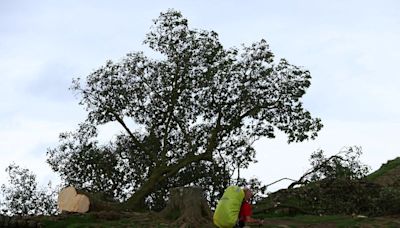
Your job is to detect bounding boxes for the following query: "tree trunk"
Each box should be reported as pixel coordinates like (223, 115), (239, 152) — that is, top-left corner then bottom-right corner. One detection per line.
(122, 153), (212, 211)
(58, 186), (90, 213)
(58, 186), (121, 213)
(121, 169), (164, 210)
(160, 187), (213, 228)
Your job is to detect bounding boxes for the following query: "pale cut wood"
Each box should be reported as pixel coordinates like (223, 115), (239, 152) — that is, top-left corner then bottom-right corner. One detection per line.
(72, 194), (90, 213)
(58, 186), (90, 213)
(58, 186), (77, 212)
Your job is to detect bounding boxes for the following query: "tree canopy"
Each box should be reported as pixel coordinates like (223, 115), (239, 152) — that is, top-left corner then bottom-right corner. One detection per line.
(47, 9), (322, 210)
(0, 164), (58, 216)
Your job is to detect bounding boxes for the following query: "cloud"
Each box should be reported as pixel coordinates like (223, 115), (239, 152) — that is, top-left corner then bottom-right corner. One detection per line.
(24, 62), (77, 102)
(0, 116), (73, 186)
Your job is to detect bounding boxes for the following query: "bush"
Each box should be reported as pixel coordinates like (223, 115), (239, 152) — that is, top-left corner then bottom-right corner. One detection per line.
(0, 163), (58, 216)
(372, 187), (400, 215)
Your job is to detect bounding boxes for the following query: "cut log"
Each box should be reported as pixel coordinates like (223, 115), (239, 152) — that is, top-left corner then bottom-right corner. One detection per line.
(160, 187), (213, 228)
(58, 186), (90, 213)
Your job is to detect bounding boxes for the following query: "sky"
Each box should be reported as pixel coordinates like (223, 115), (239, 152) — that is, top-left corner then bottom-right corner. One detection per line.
(1, 0), (400, 193)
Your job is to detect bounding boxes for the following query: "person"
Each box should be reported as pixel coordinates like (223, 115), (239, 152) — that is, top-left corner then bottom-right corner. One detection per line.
(213, 186), (245, 228)
(236, 187), (264, 227)
(213, 186), (264, 228)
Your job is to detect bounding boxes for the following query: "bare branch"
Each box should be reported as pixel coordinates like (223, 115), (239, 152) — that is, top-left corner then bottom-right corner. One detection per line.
(288, 155), (346, 189)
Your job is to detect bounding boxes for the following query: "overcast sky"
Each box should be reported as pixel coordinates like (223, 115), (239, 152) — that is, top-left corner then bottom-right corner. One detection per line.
(1, 1), (399, 192)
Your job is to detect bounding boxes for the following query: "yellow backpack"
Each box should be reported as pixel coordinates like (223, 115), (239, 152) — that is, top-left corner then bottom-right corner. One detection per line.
(213, 186), (244, 228)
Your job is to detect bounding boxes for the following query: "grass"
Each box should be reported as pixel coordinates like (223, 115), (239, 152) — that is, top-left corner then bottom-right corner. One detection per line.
(367, 157), (400, 181)
(40, 213), (173, 228)
(258, 214), (400, 228)
(272, 215), (367, 225)
(41, 214), (96, 228)
(39, 213), (400, 228)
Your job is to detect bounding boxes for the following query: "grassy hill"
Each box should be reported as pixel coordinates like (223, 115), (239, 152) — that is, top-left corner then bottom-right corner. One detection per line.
(367, 157), (400, 186)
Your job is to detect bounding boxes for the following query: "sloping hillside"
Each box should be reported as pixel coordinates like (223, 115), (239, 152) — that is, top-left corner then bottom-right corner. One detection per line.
(367, 157), (400, 186)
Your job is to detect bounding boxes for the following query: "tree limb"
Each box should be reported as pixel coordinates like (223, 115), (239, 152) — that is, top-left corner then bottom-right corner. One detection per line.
(173, 115), (195, 155)
(163, 152), (213, 181)
(288, 155), (346, 189)
(204, 109), (223, 158)
(109, 110), (157, 162)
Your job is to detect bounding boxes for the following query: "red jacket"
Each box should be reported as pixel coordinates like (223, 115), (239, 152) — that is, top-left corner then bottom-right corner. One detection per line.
(239, 201), (252, 222)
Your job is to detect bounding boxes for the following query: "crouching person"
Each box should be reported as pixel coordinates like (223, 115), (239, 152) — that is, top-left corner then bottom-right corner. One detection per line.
(213, 186), (263, 228)
(237, 187), (264, 227)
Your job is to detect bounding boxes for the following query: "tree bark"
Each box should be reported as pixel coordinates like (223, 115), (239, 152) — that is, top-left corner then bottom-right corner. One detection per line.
(160, 187), (213, 228)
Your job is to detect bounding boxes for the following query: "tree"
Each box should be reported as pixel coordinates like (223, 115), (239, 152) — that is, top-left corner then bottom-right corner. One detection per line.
(0, 163), (58, 216)
(257, 147), (374, 216)
(288, 146), (370, 189)
(47, 9), (322, 210)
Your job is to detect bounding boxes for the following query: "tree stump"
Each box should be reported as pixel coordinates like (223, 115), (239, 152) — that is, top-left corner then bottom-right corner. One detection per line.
(160, 187), (213, 228)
